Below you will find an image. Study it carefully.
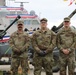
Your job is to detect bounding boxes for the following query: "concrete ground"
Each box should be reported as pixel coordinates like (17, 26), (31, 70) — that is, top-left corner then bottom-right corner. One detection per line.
(1, 64), (76, 75)
(0, 65), (59, 75)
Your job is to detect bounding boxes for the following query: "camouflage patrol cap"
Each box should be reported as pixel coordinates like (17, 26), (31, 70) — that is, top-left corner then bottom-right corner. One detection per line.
(17, 20), (24, 25)
(40, 18), (48, 22)
(64, 17), (70, 22)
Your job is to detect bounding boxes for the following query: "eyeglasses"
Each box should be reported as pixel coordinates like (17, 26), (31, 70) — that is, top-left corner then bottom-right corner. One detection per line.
(41, 22), (46, 24)
(18, 24), (23, 26)
(64, 21), (69, 22)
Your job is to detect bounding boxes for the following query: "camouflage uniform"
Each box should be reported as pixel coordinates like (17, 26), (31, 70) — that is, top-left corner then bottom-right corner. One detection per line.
(9, 29), (30, 75)
(57, 26), (76, 75)
(32, 28), (56, 75)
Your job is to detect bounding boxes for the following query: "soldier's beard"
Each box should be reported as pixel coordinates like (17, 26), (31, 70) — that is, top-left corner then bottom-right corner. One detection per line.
(18, 27), (22, 28)
(18, 27), (23, 31)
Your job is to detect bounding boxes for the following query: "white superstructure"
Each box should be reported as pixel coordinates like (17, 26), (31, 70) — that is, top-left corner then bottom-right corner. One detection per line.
(0, 0), (40, 34)
(0, 6), (40, 34)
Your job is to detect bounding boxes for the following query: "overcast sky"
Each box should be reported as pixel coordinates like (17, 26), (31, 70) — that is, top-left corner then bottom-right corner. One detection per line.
(6, 0), (76, 28)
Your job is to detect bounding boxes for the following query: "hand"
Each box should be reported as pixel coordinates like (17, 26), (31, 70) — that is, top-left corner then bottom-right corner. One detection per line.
(62, 49), (70, 55)
(14, 48), (21, 55)
(38, 51), (46, 57)
(13, 47), (19, 52)
(18, 47), (25, 53)
(43, 51), (47, 54)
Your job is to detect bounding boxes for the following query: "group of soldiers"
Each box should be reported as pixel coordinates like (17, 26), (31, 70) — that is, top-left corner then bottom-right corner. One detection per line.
(8, 17), (76, 75)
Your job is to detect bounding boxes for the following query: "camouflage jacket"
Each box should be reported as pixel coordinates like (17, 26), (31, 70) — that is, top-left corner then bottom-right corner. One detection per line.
(9, 31), (30, 57)
(57, 27), (76, 54)
(32, 28), (56, 54)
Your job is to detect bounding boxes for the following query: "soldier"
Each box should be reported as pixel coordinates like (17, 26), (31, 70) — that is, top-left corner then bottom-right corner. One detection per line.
(57, 17), (76, 75)
(32, 18), (56, 75)
(9, 20), (30, 75)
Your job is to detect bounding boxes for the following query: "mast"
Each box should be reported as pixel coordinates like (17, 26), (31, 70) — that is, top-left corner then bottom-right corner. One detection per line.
(15, 1), (29, 11)
(0, 0), (6, 6)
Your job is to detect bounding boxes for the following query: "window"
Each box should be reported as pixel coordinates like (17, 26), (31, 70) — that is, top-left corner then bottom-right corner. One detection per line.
(24, 20), (39, 25)
(9, 11), (15, 14)
(17, 11), (22, 14)
(32, 20), (39, 25)
(10, 20), (17, 25)
(10, 19), (40, 25)
(0, 12), (7, 17)
(24, 20), (31, 25)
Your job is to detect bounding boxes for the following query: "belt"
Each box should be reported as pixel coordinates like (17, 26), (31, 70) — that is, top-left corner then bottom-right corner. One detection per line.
(40, 49), (46, 51)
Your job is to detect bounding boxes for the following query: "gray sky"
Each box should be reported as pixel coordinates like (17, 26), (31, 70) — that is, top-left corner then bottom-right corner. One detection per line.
(6, 0), (76, 28)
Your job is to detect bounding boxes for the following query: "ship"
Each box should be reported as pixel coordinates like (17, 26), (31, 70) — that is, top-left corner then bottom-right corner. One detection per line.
(1, 1), (76, 75)
(0, 0), (40, 64)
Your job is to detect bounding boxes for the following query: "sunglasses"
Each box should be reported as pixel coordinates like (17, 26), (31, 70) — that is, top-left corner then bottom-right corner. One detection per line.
(41, 22), (47, 24)
(18, 24), (23, 26)
(64, 21), (69, 22)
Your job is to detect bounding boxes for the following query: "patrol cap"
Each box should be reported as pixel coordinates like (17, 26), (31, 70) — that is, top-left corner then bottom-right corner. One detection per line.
(40, 18), (48, 22)
(64, 17), (70, 22)
(17, 20), (24, 25)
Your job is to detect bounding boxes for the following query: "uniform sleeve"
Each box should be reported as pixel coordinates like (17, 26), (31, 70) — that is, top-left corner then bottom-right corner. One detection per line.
(32, 33), (41, 53)
(46, 31), (56, 53)
(69, 32), (76, 50)
(8, 34), (18, 52)
(56, 33), (65, 51)
(56, 34), (63, 50)
(21, 34), (30, 51)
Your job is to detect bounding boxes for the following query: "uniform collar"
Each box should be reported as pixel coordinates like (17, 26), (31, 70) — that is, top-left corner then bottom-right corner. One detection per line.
(39, 28), (49, 33)
(16, 30), (24, 34)
(62, 27), (71, 31)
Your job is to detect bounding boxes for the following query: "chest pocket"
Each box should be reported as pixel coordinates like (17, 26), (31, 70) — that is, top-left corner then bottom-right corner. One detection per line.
(39, 33), (51, 45)
(60, 32), (74, 44)
(35, 33), (42, 40)
(45, 34), (51, 41)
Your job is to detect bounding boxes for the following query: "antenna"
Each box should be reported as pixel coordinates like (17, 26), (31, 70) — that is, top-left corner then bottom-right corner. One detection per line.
(0, 0), (6, 6)
(15, 1), (29, 11)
